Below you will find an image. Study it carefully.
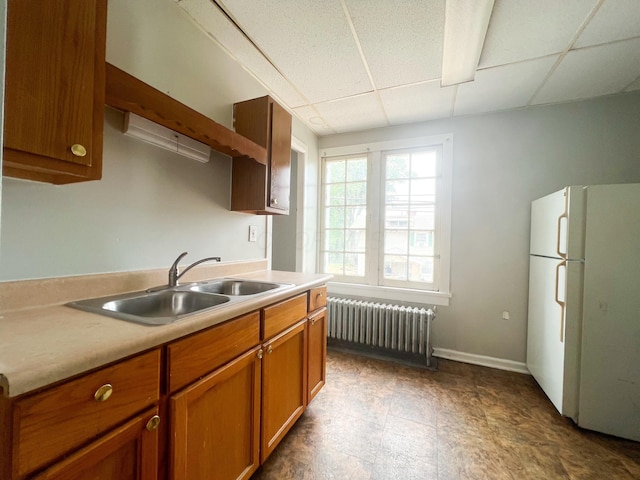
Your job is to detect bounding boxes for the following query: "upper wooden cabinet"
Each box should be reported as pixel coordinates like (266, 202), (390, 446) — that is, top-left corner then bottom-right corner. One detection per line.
(2, 0), (107, 184)
(232, 96), (293, 215)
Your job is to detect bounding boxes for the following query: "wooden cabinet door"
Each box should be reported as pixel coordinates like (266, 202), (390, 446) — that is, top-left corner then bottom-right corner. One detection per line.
(261, 319), (307, 463)
(169, 347), (262, 480)
(3, 0), (106, 184)
(268, 100), (292, 212)
(307, 308), (327, 404)
(31, 407), (159, 480)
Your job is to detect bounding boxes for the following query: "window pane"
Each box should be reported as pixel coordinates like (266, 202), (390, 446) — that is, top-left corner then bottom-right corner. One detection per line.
(346, 157), (367, 181)
(411, 151), (437, 178)
(325, 229), (344, 251)
(325, 183), (345, 206)
(326, 207), (345, 228)
(386, 154), (409, 179)
(345, 229), (366, 252)
(385, 208), (409, 229)
(385, 180), (409, 204)
(345, 253), (366, 276)
(384, 230), (408, 254)
(410, 179), (436, 202)
(409, 208), (435, 229)
(346, 181), (366, 205)
(324, 252), (344, 275)
(325, 160), (345, 183)
(345, 206), (366, 229)
(409, 231), (434, 255)
(383, 255), (407, 280)
(408, 257), (434, 283)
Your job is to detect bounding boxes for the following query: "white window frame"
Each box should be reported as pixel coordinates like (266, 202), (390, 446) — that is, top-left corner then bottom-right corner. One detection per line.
(320, 134), (452, 306)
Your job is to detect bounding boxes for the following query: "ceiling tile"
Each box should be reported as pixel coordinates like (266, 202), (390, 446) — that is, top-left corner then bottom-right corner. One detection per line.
(480, 0), (599, 68)
(177, 0), (307, 108)
(575, 0), (640, 48)
(533, 37), (640, 105)
(218, 0), (373, 104)
(379, 80), (454, 124)
(624, 76), (640, 92)
(455, 56), (557, 116)
(313, 94), (388, 133)
(345, 0), (444, 89)
(291, 105), (335, 135)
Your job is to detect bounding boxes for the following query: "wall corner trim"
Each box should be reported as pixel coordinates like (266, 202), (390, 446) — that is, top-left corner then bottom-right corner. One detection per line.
(433, 348), (530, 374)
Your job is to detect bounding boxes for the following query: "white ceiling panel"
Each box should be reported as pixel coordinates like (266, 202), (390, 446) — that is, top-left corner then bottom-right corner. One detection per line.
(533, 38), (640, 105)
(177, 0), (307, 108)
(455, 56), (557, 116)
(625, 76), (640, 92)
(313, 93), (388, 133)
(379, 80), (454, 125)
(291, 104), (335, 135)
(218, 0), (372, 104)
(479, 0), (599, 68)
(574, 0), (640, 48)
(345, 0), (444, 89)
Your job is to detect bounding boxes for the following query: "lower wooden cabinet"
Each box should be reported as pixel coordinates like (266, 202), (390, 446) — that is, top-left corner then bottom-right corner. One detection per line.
(169, 347), (262, 480)
(260, 319), (307, 463)
(31, 407), (160, 480)
(307, 308), (327, 404)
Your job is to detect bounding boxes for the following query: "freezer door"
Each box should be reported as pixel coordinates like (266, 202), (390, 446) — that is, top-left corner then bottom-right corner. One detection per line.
(530, 186), (586, 259)
(578, 183), (640, 441)
(527, 255), (582, 420)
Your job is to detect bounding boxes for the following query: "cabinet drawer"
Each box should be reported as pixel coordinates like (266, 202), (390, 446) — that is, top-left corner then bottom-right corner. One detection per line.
(167, 311), (260, 393)
(262, 293), (307, 340)
(13, 349), (160, 478)
(308, 286), (327, 312)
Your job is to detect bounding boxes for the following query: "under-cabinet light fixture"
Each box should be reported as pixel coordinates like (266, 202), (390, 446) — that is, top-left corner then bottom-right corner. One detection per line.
(441, 0), (495, 86)
(123, 112), (210, 163)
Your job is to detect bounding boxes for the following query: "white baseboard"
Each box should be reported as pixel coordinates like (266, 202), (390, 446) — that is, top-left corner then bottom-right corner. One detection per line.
(433, 348), (530, 375)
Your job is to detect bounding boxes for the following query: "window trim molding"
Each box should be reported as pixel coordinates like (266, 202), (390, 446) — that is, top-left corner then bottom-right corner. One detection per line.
(320, 133), (453, 298)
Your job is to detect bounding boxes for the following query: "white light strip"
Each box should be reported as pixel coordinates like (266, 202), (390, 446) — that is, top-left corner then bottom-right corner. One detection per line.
(441, 0), (495, 87)
(123, 112), (211, 163)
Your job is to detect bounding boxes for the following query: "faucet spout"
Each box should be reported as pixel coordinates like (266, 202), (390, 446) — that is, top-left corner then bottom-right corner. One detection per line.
(168, 252), (221, 287)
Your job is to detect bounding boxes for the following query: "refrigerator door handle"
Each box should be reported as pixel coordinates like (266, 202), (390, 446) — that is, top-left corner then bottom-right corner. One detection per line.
(556, 188), (569, 258)
(555, 260), (567, 342)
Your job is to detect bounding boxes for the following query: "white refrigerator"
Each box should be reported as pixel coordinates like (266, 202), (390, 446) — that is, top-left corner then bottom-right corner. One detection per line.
(527, 183), (640, 442)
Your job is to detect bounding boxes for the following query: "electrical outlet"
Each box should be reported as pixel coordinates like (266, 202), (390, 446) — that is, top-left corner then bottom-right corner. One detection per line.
(248, 225), (257, 242)
(502, 311), (510, 320)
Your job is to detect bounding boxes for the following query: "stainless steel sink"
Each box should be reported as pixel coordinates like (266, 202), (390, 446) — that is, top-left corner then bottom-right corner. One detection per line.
(67, 278), (293, 326)
(68, 289), (230, 326)
(188, 279), (284, 296)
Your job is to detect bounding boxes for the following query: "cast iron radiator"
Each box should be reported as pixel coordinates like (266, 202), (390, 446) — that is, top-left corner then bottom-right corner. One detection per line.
(326, 297), (437, 368)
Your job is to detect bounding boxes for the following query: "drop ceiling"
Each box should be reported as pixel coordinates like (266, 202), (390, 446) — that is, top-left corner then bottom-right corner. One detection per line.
(176, 0), (640, 136)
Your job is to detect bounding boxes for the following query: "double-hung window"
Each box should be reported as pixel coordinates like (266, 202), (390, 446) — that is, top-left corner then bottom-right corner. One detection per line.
(320, 135), (452, 306)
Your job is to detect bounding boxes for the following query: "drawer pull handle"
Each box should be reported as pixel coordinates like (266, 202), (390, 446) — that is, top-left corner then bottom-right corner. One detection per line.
(94, 384), (113, 402)
(70, 144), (87, 157)
(267, 345), (273, 354)
(146, 415), (161, 432)
(257, 349), (264, 360)
(316, 292), (323, 298)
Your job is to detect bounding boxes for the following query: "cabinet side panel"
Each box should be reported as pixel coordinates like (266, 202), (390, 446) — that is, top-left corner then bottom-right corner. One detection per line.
(233, 96), (270, 148)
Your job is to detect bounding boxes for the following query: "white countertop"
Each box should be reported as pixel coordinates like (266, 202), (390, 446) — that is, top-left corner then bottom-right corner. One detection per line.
(0, 269), (331, 398)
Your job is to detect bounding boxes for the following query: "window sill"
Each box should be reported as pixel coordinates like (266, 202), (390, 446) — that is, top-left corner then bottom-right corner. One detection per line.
(327, 282), (451, 307)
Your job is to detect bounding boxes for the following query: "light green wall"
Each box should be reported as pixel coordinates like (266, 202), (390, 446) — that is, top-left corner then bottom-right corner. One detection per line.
(319, 91), (640, 363)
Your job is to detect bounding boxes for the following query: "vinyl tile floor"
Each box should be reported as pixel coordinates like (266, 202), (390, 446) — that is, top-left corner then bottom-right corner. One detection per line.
(251, 349), (640, 480)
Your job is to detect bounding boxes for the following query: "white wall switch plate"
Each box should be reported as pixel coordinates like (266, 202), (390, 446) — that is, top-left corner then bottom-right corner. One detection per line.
(249, 225), (257, 242)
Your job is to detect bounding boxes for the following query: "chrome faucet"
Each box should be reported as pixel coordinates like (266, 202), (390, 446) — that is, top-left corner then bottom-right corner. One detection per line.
(168, 251), (221, 287)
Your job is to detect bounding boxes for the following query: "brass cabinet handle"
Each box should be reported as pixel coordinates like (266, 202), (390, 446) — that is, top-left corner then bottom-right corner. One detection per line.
(257, 349), (264, 360)
(94, 384), (113, 402)
(316, 292), (324, 298)
(311, 317), (316, 326)
(146, 415), (161, 432)
(267, 345), (273, 354)
(70, 144), (87, 157)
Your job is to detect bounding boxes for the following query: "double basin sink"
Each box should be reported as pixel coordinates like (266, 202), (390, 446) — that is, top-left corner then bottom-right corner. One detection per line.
(68, 279), (292, 326)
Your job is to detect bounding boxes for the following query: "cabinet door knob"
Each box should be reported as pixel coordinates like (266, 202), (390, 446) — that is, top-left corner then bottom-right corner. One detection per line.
(311, 317), (316, 326)
(267, 345), (273, 354)
(146, 415), (161, 432)
(94, 384), (113, 402)
(257, 349), (264, 360)
(271, 197), (278, 206)
(70, 144), (87, 157)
